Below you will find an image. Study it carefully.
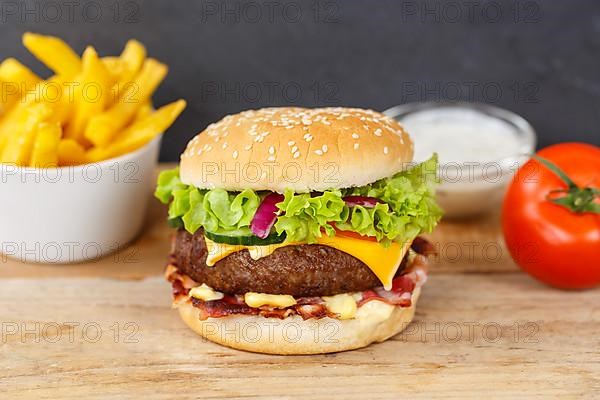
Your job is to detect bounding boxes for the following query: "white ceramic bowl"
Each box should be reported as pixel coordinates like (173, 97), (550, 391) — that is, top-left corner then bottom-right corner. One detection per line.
(0, 136), (161, 264)
(385, 102), (536, 218)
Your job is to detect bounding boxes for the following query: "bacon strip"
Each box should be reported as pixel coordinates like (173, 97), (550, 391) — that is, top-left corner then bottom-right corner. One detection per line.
(411, 236), (436, 256)
(192, 297), (259, 320)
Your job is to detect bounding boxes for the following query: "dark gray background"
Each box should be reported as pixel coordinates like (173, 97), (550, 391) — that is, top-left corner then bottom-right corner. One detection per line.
(1, 0), (599, 160)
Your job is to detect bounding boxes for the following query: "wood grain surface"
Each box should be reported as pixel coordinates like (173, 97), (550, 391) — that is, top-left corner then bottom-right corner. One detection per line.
(1, 166), (598, 399)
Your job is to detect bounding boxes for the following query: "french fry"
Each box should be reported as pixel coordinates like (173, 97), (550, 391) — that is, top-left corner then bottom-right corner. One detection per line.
(134, 101), (153, 122)
(0, 77), (4, 116)
(84, 58), (167, 147)
(0, 58), (41, 112)
(22, 76), (73, 126)
(89, 99), (185, 161)
(103, 40), (145, 105)
(0, 130), (4, 155)
(0, 101), (51, 143)
(1, 81), (64, 147)
(30, 122), (61, 167)
(101, 56), (126, 106)
(102, 56), (126, 80)
(47, 76), (73, 125)
(22, 32), (82, 77)
(57, 138), (88, 166)
(102, 40), (146, 101)
(0, 104), (29, 141)
(0, 102), (52, 165)
(65, 47), (111, 142)
(119, 39), (146, 81)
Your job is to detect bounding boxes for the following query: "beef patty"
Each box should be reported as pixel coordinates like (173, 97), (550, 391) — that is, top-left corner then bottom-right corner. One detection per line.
(171, 229), (408, 297)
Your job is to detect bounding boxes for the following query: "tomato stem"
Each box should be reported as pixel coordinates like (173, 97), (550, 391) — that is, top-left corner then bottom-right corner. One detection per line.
(532, 155), (600, 214)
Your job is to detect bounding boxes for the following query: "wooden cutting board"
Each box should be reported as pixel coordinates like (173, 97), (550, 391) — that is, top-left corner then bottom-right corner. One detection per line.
(1, 165), (598, 399)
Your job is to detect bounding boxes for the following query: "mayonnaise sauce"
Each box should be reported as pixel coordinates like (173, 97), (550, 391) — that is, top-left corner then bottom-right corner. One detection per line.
(401, 108), (523, 164)
(388, 104), (536, 217)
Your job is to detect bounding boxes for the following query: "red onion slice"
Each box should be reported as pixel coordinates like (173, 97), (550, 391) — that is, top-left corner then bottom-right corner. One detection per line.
(250, 193), (284, 239)
(343, 195), (383, 208)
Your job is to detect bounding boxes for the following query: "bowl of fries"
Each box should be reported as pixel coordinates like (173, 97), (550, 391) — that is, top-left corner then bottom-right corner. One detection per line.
(0, 33), (186, 263)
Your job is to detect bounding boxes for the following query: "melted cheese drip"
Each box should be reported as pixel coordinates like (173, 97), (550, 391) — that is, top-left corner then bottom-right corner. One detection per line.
(244, 292), (296, 308)
(322, 293), (358, 319)
(204, 238), (292, 266)
(204, 235), (411, 290)
(189, 284), (224, 301)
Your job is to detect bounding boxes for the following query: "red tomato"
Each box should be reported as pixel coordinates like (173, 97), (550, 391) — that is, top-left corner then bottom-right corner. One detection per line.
(502, 142), (600, 289)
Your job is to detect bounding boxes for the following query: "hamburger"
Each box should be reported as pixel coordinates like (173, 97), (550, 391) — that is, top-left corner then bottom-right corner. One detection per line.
(155, 107), (441, 354)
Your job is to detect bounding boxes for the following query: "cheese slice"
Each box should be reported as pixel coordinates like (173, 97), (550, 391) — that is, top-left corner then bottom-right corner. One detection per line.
(204, 235), (411, 290)
(315, 236), (411, 290)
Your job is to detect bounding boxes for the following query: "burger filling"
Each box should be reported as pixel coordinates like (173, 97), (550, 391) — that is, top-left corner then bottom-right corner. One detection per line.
(156, 154), (441, 321)
(166, 246), (430, 321)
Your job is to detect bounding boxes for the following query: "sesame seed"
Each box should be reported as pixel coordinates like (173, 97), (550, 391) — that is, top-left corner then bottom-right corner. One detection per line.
(232, 150), (239, 159)
(383, 146), (389, 154)
(244, 144), (252, 150)
(222, 142), (228, 149)
(322, 144), (328, 153)
(303, 133), (313, 142)
(315, 149), (323, 155)
(352, 133), (359, 139)
(354, 143), (360, 150)
(288, 141), (295, 146)
(268, 146), (275, 154)
(293, 151), (300, 159)
(374, 129), (382, 136)
(268, 155), (276, 162)
(291, 145), (298, 153)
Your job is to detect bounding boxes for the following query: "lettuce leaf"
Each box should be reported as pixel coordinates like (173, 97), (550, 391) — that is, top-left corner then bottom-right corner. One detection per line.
(155, 167), (185, 204)
(154, 173), (260, 234)
(337, 154), (442, 245)
(274, 190), (348, 242)
(154, 155), (442, 245)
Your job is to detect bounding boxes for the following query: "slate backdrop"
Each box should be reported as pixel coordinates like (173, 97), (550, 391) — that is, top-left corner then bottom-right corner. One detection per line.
(1, 0), (599, 160)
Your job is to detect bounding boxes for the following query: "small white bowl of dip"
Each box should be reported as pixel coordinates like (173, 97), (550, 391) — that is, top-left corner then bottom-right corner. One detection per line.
(385, 102), (536, 218)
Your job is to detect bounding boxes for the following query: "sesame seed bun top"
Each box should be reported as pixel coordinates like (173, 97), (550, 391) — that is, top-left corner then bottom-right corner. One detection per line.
(179, 107), (414, 192)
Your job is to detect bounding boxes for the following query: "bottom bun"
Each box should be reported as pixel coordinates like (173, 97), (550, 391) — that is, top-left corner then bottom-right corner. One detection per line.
(177, 287), (421, 355)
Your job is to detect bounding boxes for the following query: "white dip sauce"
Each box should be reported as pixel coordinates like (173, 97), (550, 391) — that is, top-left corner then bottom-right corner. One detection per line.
(400, 108), (523, 164)
(392, 105), (535, 218)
